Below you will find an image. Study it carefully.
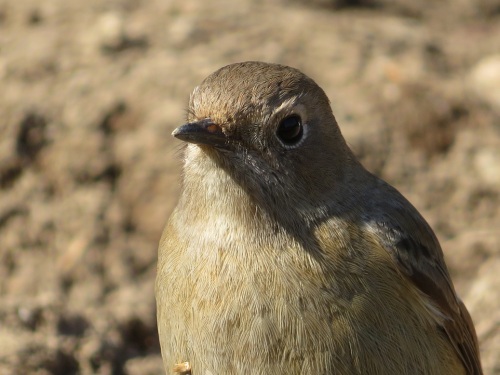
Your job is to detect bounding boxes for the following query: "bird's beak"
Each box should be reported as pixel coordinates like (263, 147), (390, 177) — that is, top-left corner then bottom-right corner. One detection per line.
(172, 118), (228, 148)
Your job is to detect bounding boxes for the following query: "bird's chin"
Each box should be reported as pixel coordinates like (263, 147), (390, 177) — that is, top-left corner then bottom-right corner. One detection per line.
(194, 141), (242, 161)
(184, 143), (233, 169)
(193, 143), (228, 158)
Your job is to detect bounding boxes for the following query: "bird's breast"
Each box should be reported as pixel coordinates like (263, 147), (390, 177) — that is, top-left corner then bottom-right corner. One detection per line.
(156, 213), (463, 375)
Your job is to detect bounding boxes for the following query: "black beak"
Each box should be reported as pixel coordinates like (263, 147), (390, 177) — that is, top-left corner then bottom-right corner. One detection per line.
(172, 118), (228, 148)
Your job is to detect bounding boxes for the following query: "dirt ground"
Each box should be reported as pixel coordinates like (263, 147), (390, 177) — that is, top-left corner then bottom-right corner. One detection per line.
(0, 0), (499, 374)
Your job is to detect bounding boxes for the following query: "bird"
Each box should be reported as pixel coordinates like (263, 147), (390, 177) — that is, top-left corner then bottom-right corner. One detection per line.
(156, 61), (482, 375)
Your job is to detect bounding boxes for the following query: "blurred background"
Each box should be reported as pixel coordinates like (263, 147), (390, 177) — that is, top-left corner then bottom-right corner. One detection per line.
(0, 0), (499, 373)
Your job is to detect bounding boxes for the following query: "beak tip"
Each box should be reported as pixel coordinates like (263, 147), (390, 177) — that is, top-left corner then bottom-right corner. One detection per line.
(171, 119), (226, 148)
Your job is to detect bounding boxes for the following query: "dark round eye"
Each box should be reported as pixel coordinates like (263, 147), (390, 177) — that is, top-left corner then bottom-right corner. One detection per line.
(276, 115), (303, 146)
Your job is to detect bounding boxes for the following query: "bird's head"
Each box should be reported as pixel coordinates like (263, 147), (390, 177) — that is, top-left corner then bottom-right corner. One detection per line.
(173, 62), (361, 218)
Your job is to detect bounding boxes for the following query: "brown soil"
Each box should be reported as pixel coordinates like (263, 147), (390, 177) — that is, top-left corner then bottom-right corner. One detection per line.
(0, 0), (499, 374)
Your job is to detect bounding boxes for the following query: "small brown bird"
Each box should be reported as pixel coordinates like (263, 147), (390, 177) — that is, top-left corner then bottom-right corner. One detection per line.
(156, 61), (482, 374)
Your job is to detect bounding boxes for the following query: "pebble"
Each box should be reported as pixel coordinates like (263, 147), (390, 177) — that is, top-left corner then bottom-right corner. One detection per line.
(468, 54), (500, 111)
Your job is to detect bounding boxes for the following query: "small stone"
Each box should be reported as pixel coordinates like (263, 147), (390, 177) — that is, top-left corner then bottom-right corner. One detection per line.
(468, 54), (500, 111)
(96, 12), (125, 50)
(474, 148), (500, 187)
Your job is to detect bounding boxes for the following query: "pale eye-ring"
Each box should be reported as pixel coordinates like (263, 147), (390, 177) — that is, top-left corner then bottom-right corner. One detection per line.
(276, 115), (303, 146)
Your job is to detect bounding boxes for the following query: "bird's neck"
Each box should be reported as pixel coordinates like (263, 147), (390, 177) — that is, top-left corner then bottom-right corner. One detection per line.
(178, 145), (271, 235)
(177, 144), (369, 239)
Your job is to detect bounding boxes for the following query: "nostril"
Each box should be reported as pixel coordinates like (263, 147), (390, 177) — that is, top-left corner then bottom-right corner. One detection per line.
(206, 123), (222, 134)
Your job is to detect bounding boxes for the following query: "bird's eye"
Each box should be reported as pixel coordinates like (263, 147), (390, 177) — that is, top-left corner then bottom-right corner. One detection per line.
(276, 115), (303, 146)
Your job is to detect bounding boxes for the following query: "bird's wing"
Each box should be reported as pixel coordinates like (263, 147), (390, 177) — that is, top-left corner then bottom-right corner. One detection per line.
(363, 199), (482, 375)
